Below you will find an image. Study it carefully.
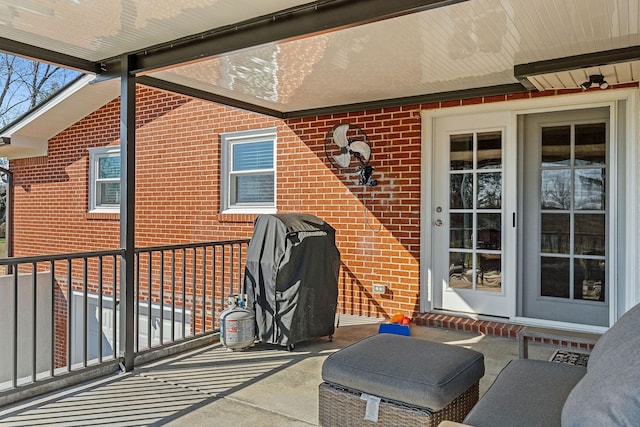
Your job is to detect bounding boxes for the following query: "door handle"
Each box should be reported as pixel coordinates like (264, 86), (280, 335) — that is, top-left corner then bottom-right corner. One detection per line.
(435, 219), (443, 226)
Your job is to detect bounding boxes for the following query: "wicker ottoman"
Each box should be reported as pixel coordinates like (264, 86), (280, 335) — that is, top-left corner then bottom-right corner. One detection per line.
(319, 334), (484, 426)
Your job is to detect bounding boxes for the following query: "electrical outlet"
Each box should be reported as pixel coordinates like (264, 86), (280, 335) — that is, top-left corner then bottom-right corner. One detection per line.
(372, 284), (387, 294)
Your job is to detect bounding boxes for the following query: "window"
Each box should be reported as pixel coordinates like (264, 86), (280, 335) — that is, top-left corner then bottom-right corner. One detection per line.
(88, 146), (120, 212)
(221, 128), (276, 213)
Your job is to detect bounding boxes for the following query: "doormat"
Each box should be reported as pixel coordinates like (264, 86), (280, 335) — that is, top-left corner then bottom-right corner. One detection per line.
(549, 349), (590, 367)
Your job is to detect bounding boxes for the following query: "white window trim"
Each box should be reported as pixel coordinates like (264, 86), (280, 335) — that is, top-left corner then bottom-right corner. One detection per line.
(88, 146), (120, 213)
(220, 128), (277, 214)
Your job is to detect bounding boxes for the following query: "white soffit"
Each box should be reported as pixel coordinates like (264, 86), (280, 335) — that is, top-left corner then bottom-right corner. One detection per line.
(148, 0), (640, 112)
(0, 76), (119, 159)
(526, 61), (640, 91)
(0, 0), (314, 62)
(151, 1), (519, 112)
(1, 0), (639, 114)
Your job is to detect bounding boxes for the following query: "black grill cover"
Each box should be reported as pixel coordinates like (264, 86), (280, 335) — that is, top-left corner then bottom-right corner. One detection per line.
(244, 214), (340, 347)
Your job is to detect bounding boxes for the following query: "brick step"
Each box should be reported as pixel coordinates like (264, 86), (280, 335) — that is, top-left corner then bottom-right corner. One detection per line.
(413, 312), (599, 351)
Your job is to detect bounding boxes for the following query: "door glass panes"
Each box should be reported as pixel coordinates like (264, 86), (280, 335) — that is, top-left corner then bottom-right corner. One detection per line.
(541, 213), (570, 253)
(450, 134), (473, 170)
(450, 213), (473, 249)
(541, 257), (570, 298)
(541, 126), (570, 166)
(575, 123), (606, 165)
(539, 122), (607, 302)
(449, 252), (472, 289)
(477, 213), (501, 250)
(541, 170), (571, 209)
(575, 214), (605, 256)
(477, 172), (501, 208)
(450, 174), (473, 209)
(575, 259), (605, 301)
(477, 253), (502, 292)
(575, 169), (605, 210)
(449, 131), (502, 292)
(477, 131), (502, 169)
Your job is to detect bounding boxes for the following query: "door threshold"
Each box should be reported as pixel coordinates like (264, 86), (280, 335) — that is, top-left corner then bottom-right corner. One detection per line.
(511, 316), (608, 334)
(430, 308), (509, 322)
(414, 310), (607, 342)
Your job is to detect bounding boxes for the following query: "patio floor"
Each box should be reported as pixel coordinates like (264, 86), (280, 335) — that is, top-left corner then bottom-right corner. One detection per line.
(0, 315), (556, 426)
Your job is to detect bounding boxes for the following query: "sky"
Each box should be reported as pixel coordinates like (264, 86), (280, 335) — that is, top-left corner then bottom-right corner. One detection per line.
(0, 54), (82, 128)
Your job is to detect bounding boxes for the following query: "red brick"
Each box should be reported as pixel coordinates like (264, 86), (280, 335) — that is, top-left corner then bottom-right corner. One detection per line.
(13, 82), (628, 328)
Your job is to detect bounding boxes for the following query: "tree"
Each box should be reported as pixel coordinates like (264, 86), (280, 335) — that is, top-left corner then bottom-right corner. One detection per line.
(0, 54), (80, 127)
(0, 55), (79, 248)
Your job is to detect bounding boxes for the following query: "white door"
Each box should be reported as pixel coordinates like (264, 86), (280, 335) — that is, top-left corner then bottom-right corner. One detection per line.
(520, 108), (610, 326)
(432, 112), (513, 317)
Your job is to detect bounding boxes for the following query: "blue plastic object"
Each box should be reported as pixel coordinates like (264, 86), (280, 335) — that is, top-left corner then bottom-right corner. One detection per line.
(378, 323), (411, 336)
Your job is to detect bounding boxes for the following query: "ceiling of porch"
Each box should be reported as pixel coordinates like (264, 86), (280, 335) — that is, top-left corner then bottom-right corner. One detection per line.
(1, 0), (639, 117)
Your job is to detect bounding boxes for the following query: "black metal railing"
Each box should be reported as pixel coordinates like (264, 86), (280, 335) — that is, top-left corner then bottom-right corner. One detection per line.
(0, 239), (249, 405)
(133, 240), (248, 354)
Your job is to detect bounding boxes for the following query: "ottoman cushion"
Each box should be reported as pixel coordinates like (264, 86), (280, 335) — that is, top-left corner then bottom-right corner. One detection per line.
(321, 334), (484, 411)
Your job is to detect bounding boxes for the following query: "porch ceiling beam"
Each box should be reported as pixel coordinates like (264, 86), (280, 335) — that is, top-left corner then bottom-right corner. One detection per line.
(98, 0), (467, 78)
(514, 45), (640, 85)
(283, 83), (529, 118)
(0, 37), (98, 73)
(137, 76), (285, 118)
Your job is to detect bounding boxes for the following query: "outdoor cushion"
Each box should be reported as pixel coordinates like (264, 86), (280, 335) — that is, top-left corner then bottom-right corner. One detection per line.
(586, 302), (640, 373)
(561, 303), (640, 426)
(561, 360), (640, 427)
(321, 333), (484, 411)
(463, 359), (586, 427)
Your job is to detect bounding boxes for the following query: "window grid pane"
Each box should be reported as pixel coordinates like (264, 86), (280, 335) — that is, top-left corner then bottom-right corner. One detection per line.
(232, 173), (274, 204)
(448, 130), (503, 293)
(97, 182), (121, 206)
(232, 141), (273, 171)
(98, 156), (120, 179)
(539, 122), (606, 302)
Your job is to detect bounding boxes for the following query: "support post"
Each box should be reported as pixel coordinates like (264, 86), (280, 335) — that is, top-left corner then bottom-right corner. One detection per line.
(119, 54), (136, 371)
(0, 166), (14, 263)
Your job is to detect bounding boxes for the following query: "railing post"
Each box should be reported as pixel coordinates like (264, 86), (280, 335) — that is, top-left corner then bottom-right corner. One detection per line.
(119, 53), (136, 372)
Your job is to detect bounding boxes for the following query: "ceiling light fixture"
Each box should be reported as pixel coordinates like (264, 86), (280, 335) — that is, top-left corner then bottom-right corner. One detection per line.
(580, 74), (609, 90)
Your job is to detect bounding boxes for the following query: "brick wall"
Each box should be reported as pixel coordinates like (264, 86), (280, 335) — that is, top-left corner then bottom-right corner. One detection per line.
(285, 108), (423, 317)
(11, 83), (638, 322)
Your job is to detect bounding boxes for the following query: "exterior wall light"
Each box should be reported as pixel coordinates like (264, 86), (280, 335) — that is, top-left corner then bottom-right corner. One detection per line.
(580, 74), (609, 90)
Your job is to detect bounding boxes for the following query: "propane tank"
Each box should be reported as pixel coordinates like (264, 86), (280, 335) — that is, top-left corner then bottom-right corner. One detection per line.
(220, 294), (255, 351)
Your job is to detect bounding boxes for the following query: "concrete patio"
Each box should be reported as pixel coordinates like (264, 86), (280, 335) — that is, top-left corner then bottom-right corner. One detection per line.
(0, 315), (556, 426)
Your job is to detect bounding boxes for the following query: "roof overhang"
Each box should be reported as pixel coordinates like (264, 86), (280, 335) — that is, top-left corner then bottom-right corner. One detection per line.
(0, 75), (119, 159)
(98, 0), (468, 78)
(515, 46), (640, 91)
(0, 0), (639, 119)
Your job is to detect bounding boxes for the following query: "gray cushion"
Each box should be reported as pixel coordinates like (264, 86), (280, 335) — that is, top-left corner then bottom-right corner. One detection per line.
(588, 303), (640, 373)
(464, 359), (586, 427)
(561, 362), (640, 427)
(321, 334), (484, 411)
(562, 303), (640, 426)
